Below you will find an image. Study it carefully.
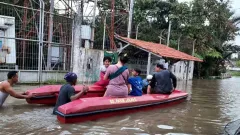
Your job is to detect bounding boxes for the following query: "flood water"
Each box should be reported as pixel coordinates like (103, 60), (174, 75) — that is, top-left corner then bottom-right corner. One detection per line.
(1, 77), (240, 135)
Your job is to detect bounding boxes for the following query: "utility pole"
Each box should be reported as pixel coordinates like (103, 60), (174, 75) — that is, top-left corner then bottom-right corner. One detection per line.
(177, 34), (182, 50)
(46, 0), (54, 70)
(90, 0), (97, 48)
(159, 29), (165, 44)
(38, 0), (44, 83)
(110, 0), (115, 50)
(167, 20), (172, 47)
(102, 14), (106, 50)
(192, 39), (197, 56)
(73, 1), (83, 79)
(136, 23), (140, 39)
(127, 0), (134, 38)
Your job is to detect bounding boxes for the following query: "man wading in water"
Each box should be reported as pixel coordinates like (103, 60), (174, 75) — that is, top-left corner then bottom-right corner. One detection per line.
(53, 72), (89, 115)
(0, 71), (32, 107)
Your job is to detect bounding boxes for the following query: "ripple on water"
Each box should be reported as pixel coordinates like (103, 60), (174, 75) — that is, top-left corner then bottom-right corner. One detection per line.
(121, 127), (145, 131)
(157, 125), (175, 130)
(1, 78), (240, 135)
(15, 108), (59, 130)
(134, 133), (151, 135)
(59, 130), (72, 135)
(164, 133), (192, 135)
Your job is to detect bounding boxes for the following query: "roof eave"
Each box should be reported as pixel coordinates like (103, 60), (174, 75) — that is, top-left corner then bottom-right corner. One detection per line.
(115, 35), (203, 62)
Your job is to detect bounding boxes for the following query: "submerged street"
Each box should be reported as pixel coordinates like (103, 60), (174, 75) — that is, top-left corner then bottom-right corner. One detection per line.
(1, 77), (240, 135)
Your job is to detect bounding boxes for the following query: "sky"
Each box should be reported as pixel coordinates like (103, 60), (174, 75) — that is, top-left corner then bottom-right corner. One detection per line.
(178, 0), (240, 45)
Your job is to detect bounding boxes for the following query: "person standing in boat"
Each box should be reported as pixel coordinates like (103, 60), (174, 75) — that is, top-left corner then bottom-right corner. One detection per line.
(128, 68), (143, 96)
(147, 64), (177, 94)
(94, 56), (112, 87)
(103, 53), (129, 97)
(0, 71), (32, 107)
(53, 72), (89, 114)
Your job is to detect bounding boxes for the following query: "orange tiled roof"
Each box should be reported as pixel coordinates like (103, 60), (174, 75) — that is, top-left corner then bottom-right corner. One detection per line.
(117, 36), (203, 62)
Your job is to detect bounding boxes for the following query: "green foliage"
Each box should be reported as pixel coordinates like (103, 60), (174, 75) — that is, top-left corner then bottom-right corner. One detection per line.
(194, 53), (204, 60)
(229, 71), (240, 76)
(236, 60), (240, 67)
(96, 0), (238, 77)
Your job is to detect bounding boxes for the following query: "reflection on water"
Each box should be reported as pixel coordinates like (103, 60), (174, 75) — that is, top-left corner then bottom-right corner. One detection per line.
(1, 77), (240, 135)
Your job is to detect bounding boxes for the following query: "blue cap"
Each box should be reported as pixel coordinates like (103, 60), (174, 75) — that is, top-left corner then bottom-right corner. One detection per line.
(64, 72), (77, 82)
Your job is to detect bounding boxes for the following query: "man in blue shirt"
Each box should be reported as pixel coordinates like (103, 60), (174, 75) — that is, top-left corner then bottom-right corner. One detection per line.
(128, 68), (143, 96)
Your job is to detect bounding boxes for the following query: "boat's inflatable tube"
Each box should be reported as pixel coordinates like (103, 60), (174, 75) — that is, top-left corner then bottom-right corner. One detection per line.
(56, 90), (188, 123)
(25, 85), (106, 105)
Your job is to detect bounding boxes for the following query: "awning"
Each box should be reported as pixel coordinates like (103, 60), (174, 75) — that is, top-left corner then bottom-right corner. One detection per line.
(116, 36), (203, 62)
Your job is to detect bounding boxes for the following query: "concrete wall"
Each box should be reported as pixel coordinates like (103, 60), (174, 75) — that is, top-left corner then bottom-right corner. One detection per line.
(0, 70), (67, 83)
(73, 48), (104, 83)
(0, 15), (16, 64)
(170, 61), (194, 80)
(127, 58), (194, 80)
(0, 49), (104, 83)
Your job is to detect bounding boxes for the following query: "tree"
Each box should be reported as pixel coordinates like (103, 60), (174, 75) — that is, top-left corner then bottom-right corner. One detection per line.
(95, 0), (238, 77)
(236, 60), (240, 67)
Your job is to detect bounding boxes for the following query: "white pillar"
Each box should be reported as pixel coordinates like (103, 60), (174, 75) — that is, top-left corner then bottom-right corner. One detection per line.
(147, 52), (151, 76)
(73, 1), (83, 79)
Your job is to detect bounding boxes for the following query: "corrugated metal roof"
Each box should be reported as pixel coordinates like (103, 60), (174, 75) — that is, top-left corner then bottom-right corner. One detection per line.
(116, 36), (203, 62)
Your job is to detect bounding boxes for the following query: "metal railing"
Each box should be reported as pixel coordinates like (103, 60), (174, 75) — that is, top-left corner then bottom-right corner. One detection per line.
(0, 1), (73, 72)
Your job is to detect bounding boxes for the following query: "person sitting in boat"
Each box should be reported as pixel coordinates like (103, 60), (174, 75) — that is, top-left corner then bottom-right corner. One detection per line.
(94, 56), (112, 87)
(147, 64), (177, 94)
(53, 72), (89, 115)
(142, 75), (153, 94)
(0, 71), (32, 107)
(103, 53), (129, 97)
(128, 68), (143, 96)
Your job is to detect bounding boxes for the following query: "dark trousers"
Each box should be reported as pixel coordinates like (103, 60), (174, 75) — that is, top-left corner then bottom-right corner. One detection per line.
(150, 88), (172, 94)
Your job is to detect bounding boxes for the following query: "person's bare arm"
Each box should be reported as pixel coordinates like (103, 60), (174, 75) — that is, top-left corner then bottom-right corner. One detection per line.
(4, 84), (31, 99)
(147, 74), (156, 94)
(147, 85), (151, 94)
(128, 84), (132, 93)
(103, 74), (108, 80)
(70, 86), (88, 101)
(104, 66), (111, 80)
(70, 91), (85, 101)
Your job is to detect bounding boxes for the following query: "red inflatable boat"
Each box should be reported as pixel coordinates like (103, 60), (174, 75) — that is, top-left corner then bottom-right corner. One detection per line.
(25, 85), (106, 105)
(56, 90), (188, 123)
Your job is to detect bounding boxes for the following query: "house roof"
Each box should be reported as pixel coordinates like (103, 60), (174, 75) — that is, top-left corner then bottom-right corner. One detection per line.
(116, 36), (203, 62)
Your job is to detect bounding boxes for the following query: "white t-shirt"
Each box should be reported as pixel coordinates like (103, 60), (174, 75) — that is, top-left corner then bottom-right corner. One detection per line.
(100, 65), (107, 73)
(164, 62), (169, 69)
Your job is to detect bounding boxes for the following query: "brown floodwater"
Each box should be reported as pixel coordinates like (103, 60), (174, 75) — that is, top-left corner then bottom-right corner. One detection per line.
(1, 77), (240, 135)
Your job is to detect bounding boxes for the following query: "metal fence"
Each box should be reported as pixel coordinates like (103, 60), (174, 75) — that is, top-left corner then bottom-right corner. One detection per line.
(0, 1), (73, 71)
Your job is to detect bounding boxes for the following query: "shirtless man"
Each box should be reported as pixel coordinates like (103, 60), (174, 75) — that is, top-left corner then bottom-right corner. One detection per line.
(0, 71), (32, 107)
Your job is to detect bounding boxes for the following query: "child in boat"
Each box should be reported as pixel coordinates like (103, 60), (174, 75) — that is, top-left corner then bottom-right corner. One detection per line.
(53, 72), (89, 115)
(128, 68), (143, 96)
(142, 75), (153, 94)
(94, 56), (112, 87)
(103, 53), (129, 97)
